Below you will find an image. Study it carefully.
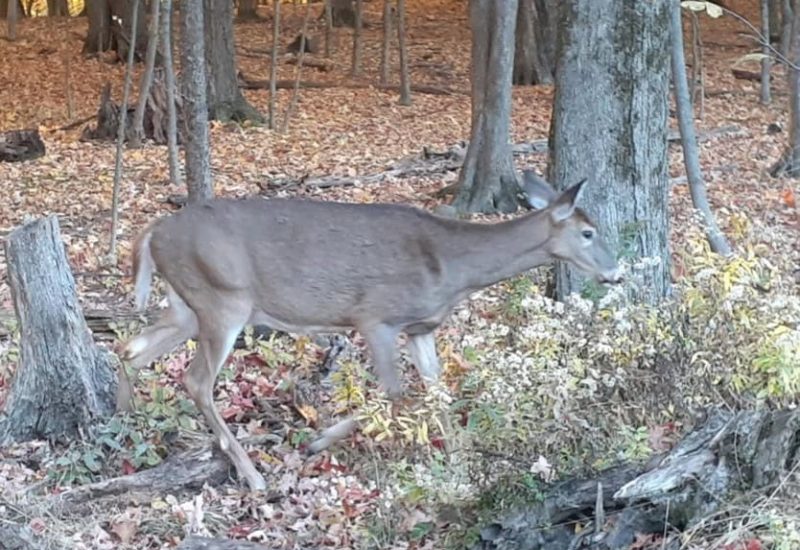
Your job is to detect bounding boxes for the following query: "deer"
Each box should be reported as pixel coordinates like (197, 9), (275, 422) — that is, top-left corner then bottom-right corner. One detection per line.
(117, 171), (622, 492)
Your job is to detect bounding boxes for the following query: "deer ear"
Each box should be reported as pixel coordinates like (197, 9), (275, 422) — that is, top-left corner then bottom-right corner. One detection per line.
(520, 170), (557, 210)
(550, 179), (587, 222)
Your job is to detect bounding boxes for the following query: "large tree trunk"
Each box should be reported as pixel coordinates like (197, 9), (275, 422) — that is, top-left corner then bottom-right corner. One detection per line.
(548, 0), (671, 304)
(513, 0), (556, 85)
(0, 216), (117, 445)
(330, 0), (356, 28)
(181, 0), (213, 202)
(203, 0), (263, 122)
(83, 0), (113, 53)
(453, 0), (520, 214)
(47, 0), (68, 16)
(7, 0), (19, 40)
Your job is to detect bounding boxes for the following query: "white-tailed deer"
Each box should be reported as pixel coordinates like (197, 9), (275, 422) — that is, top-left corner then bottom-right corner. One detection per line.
(118, 173), (621, 491)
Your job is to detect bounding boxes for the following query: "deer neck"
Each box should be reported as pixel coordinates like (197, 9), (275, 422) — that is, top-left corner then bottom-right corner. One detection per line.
(447, 211), (554, 292)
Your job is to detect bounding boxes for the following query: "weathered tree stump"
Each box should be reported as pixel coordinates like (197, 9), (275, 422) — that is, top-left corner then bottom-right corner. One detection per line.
(0, 215), (117, 445)
(477, 409), (800, 550)
(81, 71), (184, 145)
(0, 128), (46, 162)
(287, 32), (318, 54)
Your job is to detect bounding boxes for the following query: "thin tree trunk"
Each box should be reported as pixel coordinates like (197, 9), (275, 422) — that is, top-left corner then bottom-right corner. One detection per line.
(762, 0), (773, 104)
(324, 0), (333, 58)
(669, 0), (731, 256)
(690, 11), (705, 119)
(379, 0), (392, 85)
(161, 0), (181, 186)
(781, 0), (793, 57)
(351, 0), (363, 76)
(109, 0), (140, 259)
(131, 0), (162, 147)
(396, 0), (411, 105)
(269, 0), (280, 129)
(453, 0), (520, 214)
(282, 1), (311, 132)
(7, 0), (18, 40)
(181, 0), (213, 202)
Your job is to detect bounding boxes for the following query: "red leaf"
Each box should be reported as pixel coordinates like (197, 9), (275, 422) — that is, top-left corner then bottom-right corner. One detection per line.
(121, 459), (137, 476)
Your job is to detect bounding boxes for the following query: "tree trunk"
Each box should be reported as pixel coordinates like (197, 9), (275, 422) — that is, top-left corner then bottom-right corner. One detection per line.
(453, 0), (520, 214)
(47, 0), (67, 16)
(181, 0), (213, 202)
(781, 0), (793, 57)
(7, 0), (18, 40)
(203, 0), (263, 123)
(770, 0), (783, 41)
(549, 0), (671, 303)
(396, 0), (410, 105)
(236, 0), (259, 21)
(513, 0), (556, 85)
(83, 0), (113, 53)
(324, 0), (334, 57)
(0, 216), (116, 445)
(762, 0), (773, 104)
(379, 0), (392, 85)
(131, 0), (161, 147)
(268, 0), (280, 130)
(771, 0), (800, 177)
(351, 0), (363, 76)
(0, 128), (46, 162)
(330, 0), (355, 28)
(669, 0), (731, 257)
(161, 0), (182, 186)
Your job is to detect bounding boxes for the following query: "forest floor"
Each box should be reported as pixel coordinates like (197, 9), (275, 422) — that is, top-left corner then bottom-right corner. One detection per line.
(0, 0), (798, 549)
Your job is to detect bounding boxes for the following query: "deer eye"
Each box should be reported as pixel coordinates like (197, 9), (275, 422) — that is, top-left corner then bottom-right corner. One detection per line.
(581, 230), (594, 240)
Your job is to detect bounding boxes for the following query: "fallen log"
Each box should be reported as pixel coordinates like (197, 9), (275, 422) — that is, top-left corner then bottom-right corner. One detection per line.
(0, 308), (275, 348)
(178, 537), (271, 550)
(237, 71), (467, 96)
(0, 128), (46, 162)
(477, 408), (800, 550)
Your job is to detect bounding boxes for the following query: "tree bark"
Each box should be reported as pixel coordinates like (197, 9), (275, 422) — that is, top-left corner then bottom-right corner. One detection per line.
(380, 0), (392, 85)
(236, 0), (259, 21)
(83, 0), (113, 53)
(396, 0), (411, 105)
(453, 0), (520, 214)
(669, 0), (731, 257)
(181, 0), (213, 202)
(0, 128), (45, 162)
(513, 0), (556, 85)
(131, 0), (161, 147)
(203, 0), (263, 123)
(330, 0), (355, 28)
(351, 0), (363, 76)
(762, 0), (773, 104)
(7, 0), (18, 40)
(549, 0), (671, 303)
(161, 0), (181, 186)
(47, 0), (67, 16)
(268, 0), (280, 130)
(0, 216), (117, 445)
(771, 0), (800, 177)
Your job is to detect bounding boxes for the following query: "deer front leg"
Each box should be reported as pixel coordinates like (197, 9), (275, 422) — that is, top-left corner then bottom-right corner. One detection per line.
(183, 324), (267, 492)
(407, 332), (441, 385)
(308, 324), (401, 454)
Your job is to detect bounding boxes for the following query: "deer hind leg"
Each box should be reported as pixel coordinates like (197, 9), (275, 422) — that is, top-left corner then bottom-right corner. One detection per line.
(183, 313), (267, 492)
(407, 332), (441, 385)
(117, 287), (198, 412)
(408, 331), (456, 453)
(308, 324), (401, 454)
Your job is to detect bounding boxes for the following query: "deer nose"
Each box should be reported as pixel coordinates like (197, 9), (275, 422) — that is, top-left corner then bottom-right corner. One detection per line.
(598, 268), (623, 285)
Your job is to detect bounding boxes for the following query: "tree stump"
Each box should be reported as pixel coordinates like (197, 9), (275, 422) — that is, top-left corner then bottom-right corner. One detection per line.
(0, 216), (117, 445)
(81, 72), (184, 145)
(0, 129), (46, 162)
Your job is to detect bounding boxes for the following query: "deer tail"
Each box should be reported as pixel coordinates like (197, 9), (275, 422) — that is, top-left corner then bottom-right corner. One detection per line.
(132, 224), (156, 311)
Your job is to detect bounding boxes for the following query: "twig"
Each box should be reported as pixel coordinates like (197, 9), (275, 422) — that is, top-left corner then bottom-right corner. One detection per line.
(268, 0), (280, 130)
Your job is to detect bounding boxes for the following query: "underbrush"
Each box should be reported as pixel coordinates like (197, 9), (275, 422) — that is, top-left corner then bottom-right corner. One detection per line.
(351, 223), (800, 548)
